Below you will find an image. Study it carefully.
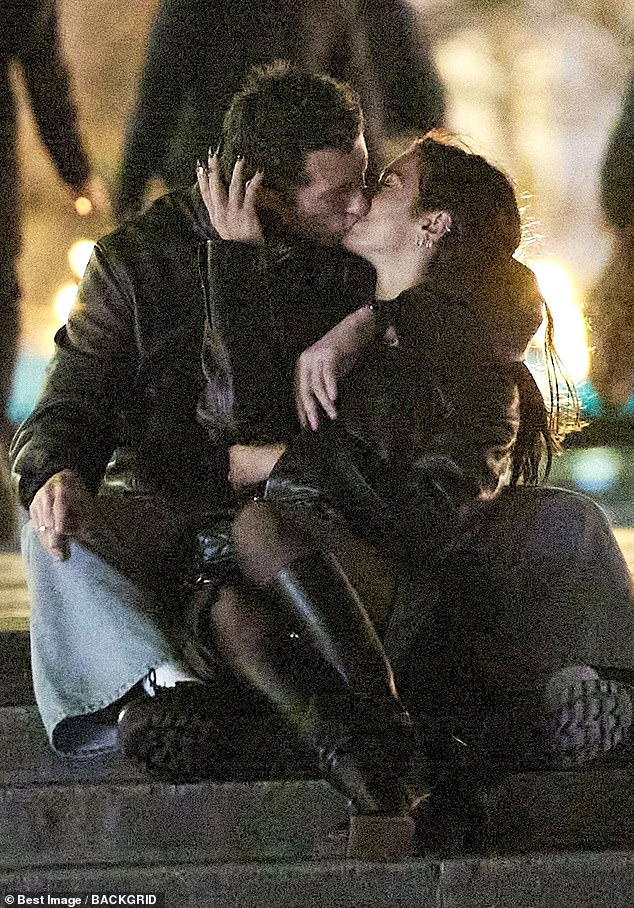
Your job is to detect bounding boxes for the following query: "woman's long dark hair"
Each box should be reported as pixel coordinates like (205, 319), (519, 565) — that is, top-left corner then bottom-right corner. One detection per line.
(412, 132), (579, 484)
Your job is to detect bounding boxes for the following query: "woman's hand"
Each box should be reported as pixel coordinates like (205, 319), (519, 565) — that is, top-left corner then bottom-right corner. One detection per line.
(197, 153), (265, 244)
(295, 305), (377, 430)
(228, 443), (287, 489)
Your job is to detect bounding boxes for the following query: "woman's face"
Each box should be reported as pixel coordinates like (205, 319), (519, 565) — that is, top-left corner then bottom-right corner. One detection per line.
(342, 147), (422, 257)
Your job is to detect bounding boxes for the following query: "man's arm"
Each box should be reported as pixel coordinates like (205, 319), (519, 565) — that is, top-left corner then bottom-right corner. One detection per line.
(10, 242), (137, 553)
(198, 158), (380, 440)
(199, 158), (305, 444)
(266, 348), (521, 566)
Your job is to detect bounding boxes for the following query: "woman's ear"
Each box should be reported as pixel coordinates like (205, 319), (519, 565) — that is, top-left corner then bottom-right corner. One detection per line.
(418, 210), (452, 247)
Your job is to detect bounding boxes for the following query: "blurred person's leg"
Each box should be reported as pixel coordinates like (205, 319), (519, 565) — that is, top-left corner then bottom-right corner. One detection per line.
(588, 227), (634, 408)
(0, 254), (19, 540)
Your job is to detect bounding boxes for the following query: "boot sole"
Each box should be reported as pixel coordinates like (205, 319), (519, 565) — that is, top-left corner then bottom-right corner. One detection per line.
(547, 679), (633, 767)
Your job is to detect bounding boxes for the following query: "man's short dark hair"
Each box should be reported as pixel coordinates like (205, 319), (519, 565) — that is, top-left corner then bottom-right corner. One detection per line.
(221, 61), (364, 191)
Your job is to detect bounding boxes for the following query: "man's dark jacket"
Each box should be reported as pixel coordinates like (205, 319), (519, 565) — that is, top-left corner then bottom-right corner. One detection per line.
(9, 187), (370, 508)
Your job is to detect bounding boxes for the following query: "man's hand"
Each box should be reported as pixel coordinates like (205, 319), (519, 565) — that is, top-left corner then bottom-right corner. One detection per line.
(295, 305), (377, 430)
(228, 444), (286, 490)
(197, 153), (264, 243)
(29, 469), (94, 561)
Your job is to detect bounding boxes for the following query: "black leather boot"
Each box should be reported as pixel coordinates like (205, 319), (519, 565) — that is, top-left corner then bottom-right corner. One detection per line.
(268, 550), (401, 704)
(295, 688), (427, 817)
(230, 551), (431, 815)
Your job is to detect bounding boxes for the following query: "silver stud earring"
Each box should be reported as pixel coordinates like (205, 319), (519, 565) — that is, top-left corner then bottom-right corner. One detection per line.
(416, 236), (423, 247)
(424, 237), (433, 250)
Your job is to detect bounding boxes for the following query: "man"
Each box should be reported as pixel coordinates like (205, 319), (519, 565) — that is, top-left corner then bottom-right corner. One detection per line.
(588, 71), (634, 410)
(10, 63), (376, 770)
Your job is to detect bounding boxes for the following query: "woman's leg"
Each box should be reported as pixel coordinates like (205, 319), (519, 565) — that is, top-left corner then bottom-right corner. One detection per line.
(231, 499), (400, 702)
(211, 578), (422, 857)
(208, 500), (438, 856)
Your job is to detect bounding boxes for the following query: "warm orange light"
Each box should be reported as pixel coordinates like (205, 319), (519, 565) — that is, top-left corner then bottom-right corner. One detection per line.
(528, 258), (589, 383)
(53, 283), (79, 325)
(68, 239), (95, 280)
(74, 196), (93, 217)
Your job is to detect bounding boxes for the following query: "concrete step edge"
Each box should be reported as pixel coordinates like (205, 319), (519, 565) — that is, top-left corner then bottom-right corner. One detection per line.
(3, 850), (634, 908)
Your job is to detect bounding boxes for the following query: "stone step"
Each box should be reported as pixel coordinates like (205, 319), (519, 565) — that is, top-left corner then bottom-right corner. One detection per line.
(0, 631), (34, 705)
(2, 753), (634, 869)
(0, 551), (29, 632)
(1, 851), (634, 908)
(0, 776), (347, 869)
(487, 763), (634, 853)
(2, 706), (634, 863)
(0, 706), (142, 786)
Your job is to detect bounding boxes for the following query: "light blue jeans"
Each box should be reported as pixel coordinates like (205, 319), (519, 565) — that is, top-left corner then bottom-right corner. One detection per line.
(23, 523), (184, 756)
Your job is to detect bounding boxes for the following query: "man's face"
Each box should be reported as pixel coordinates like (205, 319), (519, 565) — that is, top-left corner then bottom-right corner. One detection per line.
(288, 134), (370, 243)
(343, 146), (422, 257)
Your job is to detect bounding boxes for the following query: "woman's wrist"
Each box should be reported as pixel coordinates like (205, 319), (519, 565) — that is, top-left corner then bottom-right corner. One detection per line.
(364, 299), (391, 335)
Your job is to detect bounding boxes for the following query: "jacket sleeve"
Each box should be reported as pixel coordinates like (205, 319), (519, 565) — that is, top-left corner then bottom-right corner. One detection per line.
(16, 0), (90, 192)
(266, 358), (520, 567)
(205, 240), (298, 445)
(9, 243), (138, 508)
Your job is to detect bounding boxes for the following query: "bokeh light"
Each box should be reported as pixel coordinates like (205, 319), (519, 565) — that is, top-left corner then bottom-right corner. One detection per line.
(529, 258), (590, 383)
(53, 282), (79, 325)
(74, 196), (93, 217)
(569, 447), (623, 493)
(68, 239), (95, 280)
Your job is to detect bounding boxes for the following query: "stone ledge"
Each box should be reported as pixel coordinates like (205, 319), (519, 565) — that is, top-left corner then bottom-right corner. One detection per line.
(1, 852), (634, 908)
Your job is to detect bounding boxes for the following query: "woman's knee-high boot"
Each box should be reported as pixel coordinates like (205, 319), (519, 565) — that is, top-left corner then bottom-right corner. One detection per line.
(213, 568), (430, 812)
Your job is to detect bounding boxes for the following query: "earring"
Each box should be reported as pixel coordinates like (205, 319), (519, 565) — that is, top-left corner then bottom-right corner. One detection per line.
(416, 237), (423, 247)
(424, 237), (433, 250)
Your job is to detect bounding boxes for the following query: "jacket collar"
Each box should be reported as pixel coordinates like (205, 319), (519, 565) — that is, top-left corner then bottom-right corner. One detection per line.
(424, 258), (544, 363)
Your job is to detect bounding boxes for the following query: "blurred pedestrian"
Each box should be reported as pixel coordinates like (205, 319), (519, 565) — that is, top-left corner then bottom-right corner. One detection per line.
(0, 0), (108, 538)
(114, 0), (445, 221)
(588, 72), (634, 410)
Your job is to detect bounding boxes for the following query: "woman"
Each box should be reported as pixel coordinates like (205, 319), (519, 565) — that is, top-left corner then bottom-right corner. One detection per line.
(175, 134), (631, 859)
(185, 134), (554, 856)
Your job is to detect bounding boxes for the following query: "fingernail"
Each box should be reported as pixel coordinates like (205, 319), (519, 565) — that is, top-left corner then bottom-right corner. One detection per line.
(214, 141), (222, 156)
(208, 146), (214, 159)
(236, 154), (243, 161)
